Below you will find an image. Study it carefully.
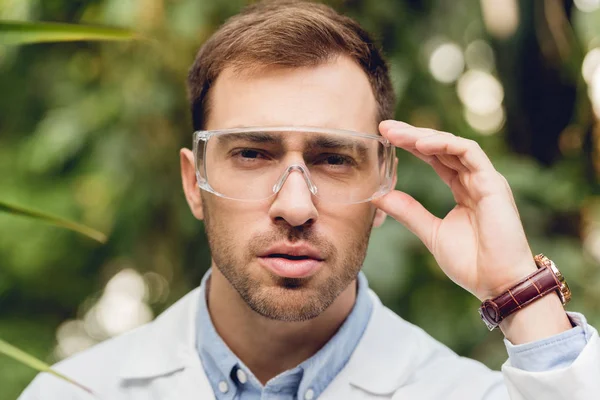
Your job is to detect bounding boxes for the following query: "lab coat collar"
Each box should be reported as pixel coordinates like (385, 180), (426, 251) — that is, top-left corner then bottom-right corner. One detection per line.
(118, 287), (202, 380)
(345, 291), (419, 395)
(117, 284), (412, 396)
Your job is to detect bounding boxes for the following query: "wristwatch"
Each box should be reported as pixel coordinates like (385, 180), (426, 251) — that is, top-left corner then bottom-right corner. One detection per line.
(478, 254), (571, 331)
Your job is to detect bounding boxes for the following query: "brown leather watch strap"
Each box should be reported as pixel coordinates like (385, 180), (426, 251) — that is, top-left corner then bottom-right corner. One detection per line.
(479, 266), (561, 329)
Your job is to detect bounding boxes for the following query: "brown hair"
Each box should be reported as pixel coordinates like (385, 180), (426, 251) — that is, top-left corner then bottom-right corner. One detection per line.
(187, 0), (395, 130)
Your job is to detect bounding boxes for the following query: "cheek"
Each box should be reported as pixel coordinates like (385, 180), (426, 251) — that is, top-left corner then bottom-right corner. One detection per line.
(320, 204), (375, 240)
(205, 196), (270, 241)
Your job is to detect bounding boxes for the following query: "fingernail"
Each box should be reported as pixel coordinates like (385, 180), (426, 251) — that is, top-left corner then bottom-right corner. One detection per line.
(380, 120), (411, 130)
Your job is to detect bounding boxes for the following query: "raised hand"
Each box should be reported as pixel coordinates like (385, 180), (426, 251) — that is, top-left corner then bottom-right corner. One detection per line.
(372, 120), (539, 301)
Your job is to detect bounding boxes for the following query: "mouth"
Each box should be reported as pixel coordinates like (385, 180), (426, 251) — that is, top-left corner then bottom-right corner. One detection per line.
(258, 244), (324, 279)
(265, 254), (318, 261)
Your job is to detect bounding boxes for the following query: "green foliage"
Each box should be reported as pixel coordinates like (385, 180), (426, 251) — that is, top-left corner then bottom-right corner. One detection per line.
(0, 0), (599, 399)
(0, 338), (93, 395)
(0, 15), (132, 398)
(0, 200), (106, 243)
(0, 21), (136, 45)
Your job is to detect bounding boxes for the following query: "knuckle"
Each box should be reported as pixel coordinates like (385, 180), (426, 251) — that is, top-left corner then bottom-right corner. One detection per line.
(497, 172), (509, 185)
(472, 171), (501, 192)
(398, 192), (419, 209)
(465, 139), (481, 150)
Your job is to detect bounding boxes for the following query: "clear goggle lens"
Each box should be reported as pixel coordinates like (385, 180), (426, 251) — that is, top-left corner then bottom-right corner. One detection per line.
(193, 126), (395, 204)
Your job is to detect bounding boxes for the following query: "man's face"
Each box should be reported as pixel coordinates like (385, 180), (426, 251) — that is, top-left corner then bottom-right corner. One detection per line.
(182, 56), (387, 321)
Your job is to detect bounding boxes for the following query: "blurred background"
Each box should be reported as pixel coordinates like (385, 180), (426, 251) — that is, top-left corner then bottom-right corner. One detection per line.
(1, 0), (600, 398)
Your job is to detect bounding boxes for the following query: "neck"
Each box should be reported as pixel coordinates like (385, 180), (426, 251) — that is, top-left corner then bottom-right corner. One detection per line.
(206, 266), (357, 384)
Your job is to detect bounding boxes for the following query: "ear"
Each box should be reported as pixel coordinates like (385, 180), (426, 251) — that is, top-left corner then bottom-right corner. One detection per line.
(372, 156), (398, 228)
(180, 148), (204, 220)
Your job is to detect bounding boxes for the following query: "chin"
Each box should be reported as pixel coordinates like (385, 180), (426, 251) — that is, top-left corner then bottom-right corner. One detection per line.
(247, 285), (329, 322)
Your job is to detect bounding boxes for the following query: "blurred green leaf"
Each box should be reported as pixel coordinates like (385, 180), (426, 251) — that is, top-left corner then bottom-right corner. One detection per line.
(0, 338), (94, 395)
(0, 200), (107, 243)
(0, 20), (136, 45)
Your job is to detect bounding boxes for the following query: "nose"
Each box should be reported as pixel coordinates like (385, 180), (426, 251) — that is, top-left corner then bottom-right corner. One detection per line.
(268, 166), (318, 228)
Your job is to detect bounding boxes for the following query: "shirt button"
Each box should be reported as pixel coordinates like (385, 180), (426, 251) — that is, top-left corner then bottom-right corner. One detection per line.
(218, 381), (229, 393)
(304, 389), (315, 400)
(236, 368), (248, 384)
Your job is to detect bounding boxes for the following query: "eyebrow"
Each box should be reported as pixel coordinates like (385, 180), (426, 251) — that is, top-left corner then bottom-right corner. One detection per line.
(307, 135), (369, 159)
(215, 131), (371, 159)
(216, 132), (283, 145)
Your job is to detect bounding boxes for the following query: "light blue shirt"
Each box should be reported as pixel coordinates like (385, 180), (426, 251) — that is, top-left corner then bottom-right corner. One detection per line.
(505, 311), (592, 371)
(196, 269), (373, 400)
(196, 269), (588, 399)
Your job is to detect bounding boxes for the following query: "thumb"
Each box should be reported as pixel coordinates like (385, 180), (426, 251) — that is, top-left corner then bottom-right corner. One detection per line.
(371, 190), (439, 251)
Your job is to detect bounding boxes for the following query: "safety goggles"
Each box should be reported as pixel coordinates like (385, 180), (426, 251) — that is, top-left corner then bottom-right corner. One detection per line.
(193, 126), (395, 204)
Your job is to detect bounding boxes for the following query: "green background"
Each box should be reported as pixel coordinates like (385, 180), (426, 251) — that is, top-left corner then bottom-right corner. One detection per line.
(1, 0), (600, 399)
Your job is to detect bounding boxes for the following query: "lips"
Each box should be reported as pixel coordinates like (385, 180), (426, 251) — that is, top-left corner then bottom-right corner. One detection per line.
(258, 243), (324, 279)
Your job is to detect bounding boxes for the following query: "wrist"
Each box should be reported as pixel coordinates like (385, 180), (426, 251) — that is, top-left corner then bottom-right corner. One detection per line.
(478, 254), (572, 338)
(484, 259), (538, 300)
(499, 293), (572, 344)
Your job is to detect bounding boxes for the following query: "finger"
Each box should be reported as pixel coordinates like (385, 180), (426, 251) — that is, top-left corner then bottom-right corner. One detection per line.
(380, 121), (492, 173)
(380, 120), (453, 138)
(371, 190), (440, 251)
(380, 121), (452, 149)
(415, 134), (494, 173)
(403, 148), (470, 204)
(403, 147), (435, 164)
(437, 154), (468, 173)
(405, 148), (457, 186)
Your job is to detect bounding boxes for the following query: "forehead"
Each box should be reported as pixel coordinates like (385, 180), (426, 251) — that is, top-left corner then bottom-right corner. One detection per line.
(206, 56), (379, 134)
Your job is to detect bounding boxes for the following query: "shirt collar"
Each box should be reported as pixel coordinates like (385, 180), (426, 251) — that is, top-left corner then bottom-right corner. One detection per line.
(195, 270), (242, 396)
(297, 271), (373, 397)
(116, 271), (415, 397)
(196, 269), (373, 398)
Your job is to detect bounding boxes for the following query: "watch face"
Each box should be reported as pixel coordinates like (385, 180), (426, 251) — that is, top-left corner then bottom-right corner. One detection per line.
(547, 259), (563, 281)
(478, 308), (497, 331)
(559, 281), (572, 304)
(479, 301), (500, 331)
(538, 255), (572, 306)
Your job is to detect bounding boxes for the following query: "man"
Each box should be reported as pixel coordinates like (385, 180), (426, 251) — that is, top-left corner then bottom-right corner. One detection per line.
(19, 1), (599, 399)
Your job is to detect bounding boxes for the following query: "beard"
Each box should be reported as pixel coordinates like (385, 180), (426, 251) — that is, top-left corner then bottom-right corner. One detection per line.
(202, 202), (374, 322)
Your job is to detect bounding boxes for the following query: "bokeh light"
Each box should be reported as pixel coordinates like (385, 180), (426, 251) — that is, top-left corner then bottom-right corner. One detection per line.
(574, 0), (600, 13)
(464, 107), (505, 135)
(591, 66), (600, 118)
(143, 271), (170, 305)
(480, 0), (519, 39)
(428, 42), (464, 84)
(584, 227), (600, 263)
(54, 269), (155, 360)
(92, 269), (153, 338)
(582, 48), (600, 84)
(457, 70), (504, 115)
(55, 320), (96, 360)
(465, 40), (495, 72)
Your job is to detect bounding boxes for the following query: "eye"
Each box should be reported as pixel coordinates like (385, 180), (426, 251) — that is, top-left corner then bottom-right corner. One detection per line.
(327, 154), (347, 165)
(239, 149), (262, 159)
(317, 154), (356, 167)
(231, 148), (268, 160)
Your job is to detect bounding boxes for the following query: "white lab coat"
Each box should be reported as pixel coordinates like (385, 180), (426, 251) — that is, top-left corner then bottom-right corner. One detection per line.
(18, 287), (600, 400)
